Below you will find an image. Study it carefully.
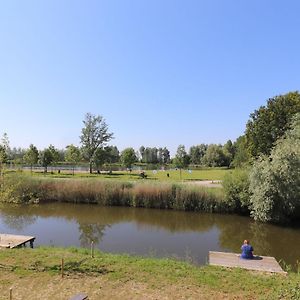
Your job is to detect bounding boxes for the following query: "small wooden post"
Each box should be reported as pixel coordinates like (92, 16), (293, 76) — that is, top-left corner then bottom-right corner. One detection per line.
(91, 241), (94, 258)
(9, 287), (12, 300)
(61, 258), (64, 278)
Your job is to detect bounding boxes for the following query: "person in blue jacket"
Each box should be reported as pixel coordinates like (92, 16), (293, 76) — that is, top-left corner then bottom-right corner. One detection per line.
(241, 239), (254, 259)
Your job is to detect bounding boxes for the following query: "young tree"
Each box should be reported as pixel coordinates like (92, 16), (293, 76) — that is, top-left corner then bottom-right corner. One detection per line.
(0, 133), (10, 179)
(93, 148), (108, 173)
(80, 113), (114, 173)
(245, 91), (300, 157)
(65, 144), (82, 175)
(173, 145), (190, 180)
(120, 148), (137, 169)
(24, 144), (39, 173)
(39, 148), (53, 173)
(48, 145), (60, 172)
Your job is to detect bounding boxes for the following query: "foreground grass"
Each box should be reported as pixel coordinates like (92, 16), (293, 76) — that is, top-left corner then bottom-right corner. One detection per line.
(26, 167), (229, 182)
(0, 247), (299, 300)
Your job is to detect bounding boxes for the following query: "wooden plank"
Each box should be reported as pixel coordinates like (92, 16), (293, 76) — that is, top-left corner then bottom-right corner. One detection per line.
(0, 234), (35, 249)
(209, 251), (287, 275)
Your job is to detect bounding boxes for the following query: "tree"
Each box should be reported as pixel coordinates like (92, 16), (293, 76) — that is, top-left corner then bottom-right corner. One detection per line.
(120, 148), (137, 169)
(201, 144), (225, 167)
(80, 113), (114, 173)
(104, 146), (119, 163)
(231, 135), (250, 167)
(249, 113), (300, 223)
(245, 91), (300, 157)
(65, 144), (82, 175)
(0, 133), (10, 180)
(222, 140), (235, 167)
(48, 145), (60, 171)
(39, 148), (53, 173)
(93, 148), (108, 173)
(24, 144), (39, 173)
(162, 147), (170, 164)
(173, 145), (190, 180)
(139, 146), (145, 162)
(189, 144), (207, 165)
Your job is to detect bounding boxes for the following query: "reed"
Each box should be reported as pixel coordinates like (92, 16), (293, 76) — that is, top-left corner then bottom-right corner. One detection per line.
(0, 174), (230, 213)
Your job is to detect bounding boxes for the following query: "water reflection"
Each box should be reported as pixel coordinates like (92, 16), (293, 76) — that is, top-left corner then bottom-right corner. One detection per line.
(78, 223), (107, 248)
(0, 203), (299, 267)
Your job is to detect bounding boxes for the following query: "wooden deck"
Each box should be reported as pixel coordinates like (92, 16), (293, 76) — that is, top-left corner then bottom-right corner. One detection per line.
(209, 251), (287, 275)
(0, 234), (35, 249)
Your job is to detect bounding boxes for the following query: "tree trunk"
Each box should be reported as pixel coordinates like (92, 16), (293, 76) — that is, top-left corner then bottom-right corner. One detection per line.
(89, 161), (93, 174)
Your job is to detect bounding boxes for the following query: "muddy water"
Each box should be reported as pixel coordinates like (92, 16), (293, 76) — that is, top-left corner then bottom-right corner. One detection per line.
(0, 203), (299, 267)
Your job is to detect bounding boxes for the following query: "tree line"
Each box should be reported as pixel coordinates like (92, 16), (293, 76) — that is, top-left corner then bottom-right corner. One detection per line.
(0, 91), (299, 177)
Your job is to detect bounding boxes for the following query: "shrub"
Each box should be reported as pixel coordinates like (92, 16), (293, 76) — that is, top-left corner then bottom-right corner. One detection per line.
(223, 169), (250, 213)
(249, 114), (300, 223)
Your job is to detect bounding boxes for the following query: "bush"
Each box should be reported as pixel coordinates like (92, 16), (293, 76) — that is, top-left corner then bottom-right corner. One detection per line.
(222, 169), (250, 213)
(249, 114), (300, 223)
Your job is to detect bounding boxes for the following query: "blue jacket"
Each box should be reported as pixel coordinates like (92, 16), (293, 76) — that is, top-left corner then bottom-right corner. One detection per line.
(241, 244), (253, 259)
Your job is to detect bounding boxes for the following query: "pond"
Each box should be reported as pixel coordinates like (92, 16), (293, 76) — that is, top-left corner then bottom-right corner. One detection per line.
(0, 203), (299, 267)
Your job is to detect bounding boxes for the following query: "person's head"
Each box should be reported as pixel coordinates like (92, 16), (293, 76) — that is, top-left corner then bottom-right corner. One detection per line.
(244, 239), (249, 245)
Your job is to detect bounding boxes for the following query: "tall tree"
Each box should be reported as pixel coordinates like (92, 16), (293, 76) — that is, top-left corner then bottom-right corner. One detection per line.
(201, 144), (225, 167)
(223, 140), (235, 167)
(104, 146), (120, 163)
(245, 91), (300, 157)
(120, 148), (137, 169)
(80, 113), (114, 173)
(189, 144), (207, 165)
(139, 146), (145, 162)
(162, 147), (170, 164)
(65, 144), (82, 175)
(24, 144), (39, 173)
(232, 135), (249, 167)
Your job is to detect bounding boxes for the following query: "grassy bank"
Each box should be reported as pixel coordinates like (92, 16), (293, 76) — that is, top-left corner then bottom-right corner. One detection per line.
(0, 174), (230, 213)
(26, 167), (229, 182)
(0, 247), (299, 299)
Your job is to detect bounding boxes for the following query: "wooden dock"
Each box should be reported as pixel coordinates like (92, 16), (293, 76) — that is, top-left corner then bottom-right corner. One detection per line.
(209, 251), (287, 275)
(0, 234), (35, 249)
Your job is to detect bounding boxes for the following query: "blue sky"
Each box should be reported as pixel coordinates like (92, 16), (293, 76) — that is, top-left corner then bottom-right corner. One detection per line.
(0, 0), (299, 155)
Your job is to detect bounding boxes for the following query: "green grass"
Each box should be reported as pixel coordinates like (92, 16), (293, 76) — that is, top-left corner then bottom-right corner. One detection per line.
(22, 167), (229, 182)
(0, 247), (299, 299)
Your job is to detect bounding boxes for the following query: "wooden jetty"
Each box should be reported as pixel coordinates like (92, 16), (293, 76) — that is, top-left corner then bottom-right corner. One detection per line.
(209, 251), (287, 275)
(0, 234), (35, 249)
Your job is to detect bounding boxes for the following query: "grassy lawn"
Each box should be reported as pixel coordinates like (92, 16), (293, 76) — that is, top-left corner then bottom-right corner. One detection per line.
(0, 247), (298, 300)
(24, 167), (230, 182)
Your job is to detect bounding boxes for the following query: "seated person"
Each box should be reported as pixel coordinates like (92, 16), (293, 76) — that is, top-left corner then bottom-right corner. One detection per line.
(241, 239), (254, 259)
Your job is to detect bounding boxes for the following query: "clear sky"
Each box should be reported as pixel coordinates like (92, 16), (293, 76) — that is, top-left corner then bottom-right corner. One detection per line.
(0, 0), (299, 155)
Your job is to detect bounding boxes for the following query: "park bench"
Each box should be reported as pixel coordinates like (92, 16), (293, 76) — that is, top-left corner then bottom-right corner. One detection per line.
(69, 293), (88, 300)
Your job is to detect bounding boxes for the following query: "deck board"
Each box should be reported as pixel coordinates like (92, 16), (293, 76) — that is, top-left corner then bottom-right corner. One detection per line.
(209, 251), (287, 275)
(0, 234), (35, 249)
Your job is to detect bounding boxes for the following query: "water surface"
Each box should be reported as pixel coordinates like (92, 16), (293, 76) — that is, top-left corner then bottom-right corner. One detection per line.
(0, 203), (299, 266)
